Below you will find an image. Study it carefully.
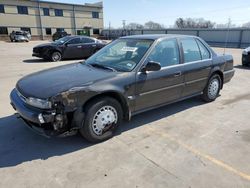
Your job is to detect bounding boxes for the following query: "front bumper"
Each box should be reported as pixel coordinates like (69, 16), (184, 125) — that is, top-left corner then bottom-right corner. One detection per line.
(32, 52), (43, 58)
(10, 89), (58, 137)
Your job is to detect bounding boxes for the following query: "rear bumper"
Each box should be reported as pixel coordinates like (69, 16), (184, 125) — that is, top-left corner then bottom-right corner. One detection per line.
(223, 69), (235, 84)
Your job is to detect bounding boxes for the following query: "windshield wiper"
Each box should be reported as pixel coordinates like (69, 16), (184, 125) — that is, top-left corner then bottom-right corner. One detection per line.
(89, 63), (117, 72)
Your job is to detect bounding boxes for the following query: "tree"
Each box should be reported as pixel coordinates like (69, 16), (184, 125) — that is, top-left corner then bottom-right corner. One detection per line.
(175, 18), (215, 28)
(125, 22), (144, 30)
(144, 21), (165, 29)
(242, 21), (250, 28)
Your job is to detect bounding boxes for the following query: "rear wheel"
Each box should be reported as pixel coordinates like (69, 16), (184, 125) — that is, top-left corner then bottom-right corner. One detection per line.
(79, 97), (123, 143)
(51, 51), (62, 62)
(202, 74), (221, 102)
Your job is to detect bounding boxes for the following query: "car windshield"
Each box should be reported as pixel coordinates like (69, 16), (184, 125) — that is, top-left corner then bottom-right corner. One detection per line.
(85, 39), (154, 72)
(54, 36), (71, 44)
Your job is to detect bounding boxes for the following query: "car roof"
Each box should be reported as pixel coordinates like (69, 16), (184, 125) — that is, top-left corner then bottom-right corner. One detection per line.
(121, 34), (196, 40)
(66, 35), (95, 39)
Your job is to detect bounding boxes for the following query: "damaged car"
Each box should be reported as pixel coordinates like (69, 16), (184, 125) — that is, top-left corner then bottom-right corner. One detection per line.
(10, 34), (235, 143)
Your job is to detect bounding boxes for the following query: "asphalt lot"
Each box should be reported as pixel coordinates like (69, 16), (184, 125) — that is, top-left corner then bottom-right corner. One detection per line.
(0, 41), (250, 188)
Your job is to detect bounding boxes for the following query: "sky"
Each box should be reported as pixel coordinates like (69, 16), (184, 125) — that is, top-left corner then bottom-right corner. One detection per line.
(44, 0), (250, 28)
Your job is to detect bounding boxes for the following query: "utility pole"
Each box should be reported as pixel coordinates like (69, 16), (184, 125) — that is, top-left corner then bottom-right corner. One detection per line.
(108, 21), (111, 40)
(37, 0), (44, 40)
(122, 20), (126, 29)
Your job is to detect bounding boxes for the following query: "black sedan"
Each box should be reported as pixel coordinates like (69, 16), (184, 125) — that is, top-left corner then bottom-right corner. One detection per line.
(32, 36), (106, 62)
(11, 34), (235, 143)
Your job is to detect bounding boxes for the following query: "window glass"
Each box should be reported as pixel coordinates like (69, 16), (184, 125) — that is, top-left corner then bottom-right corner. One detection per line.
(0, 5), (5, 13)
(43, 8), (50, 16)
(85, 39), (153, 72)
(147, 39), (180, 67)
(20, 27), (31, 34)
(196, 39), (210, 60)
(92, 12), (99, 18)
(45, 28), (51, 35)
(67, 38), (81, 45)
(81, 37), (95, 43)
(93, 29), (100, 35)
(0, 27), (8, 34)
(56, 28), (64, 32)
(181, 38), (201, 63)
(17, 6), (28, 15)
(55, 9), (63, 16)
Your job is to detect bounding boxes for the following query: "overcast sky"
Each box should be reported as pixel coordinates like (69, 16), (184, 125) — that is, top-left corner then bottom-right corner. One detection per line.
(44, 0), (250, 28)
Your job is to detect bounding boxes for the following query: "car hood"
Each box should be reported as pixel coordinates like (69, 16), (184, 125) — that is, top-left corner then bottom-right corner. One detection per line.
(34, 43), (58, 48)
(16, 63), (116, 99)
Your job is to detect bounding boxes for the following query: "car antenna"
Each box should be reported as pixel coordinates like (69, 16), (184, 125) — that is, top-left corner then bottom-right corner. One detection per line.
(223, 18), (231, 55)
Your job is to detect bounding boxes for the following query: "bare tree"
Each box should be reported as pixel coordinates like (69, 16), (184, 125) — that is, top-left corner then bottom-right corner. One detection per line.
(242, 21), (250, 28)
(144, 21), (165, 29)
(175, 18), (215, 28)
(125, 22), (144, 30)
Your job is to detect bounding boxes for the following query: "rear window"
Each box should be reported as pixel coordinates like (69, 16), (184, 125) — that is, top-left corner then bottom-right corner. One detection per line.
(181, 38), (201, 63)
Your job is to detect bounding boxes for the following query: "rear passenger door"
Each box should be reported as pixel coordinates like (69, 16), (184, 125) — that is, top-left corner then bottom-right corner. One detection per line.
(180, 37), (212, 97)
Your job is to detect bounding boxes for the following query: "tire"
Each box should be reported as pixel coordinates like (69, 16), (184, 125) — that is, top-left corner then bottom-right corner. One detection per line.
(201, 74), (221, 102)
(51, 51), (62, 62)
(79, 97), (123, 143)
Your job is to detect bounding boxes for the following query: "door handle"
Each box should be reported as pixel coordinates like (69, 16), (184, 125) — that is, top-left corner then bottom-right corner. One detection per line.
(174, 71), (182, 77)
(77, 46), (82, 48)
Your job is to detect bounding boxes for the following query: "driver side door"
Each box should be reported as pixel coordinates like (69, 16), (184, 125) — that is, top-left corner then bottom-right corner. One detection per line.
(63, 37), (82, 59)
(134, 38), (185, 112)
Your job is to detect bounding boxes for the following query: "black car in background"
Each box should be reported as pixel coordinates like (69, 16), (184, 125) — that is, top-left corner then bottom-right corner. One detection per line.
(52, 31), (69, 41)
(242, 47), (250, 66)
(11, 35), (235, 143)
(33, 36), (106, 62)
(9, 30), (31, 42)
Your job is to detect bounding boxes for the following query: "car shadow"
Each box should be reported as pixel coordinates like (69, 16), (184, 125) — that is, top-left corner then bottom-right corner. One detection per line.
(23, 59), (51, 63)
(0, 97), (204, 168)
(234, 65), (250, 70)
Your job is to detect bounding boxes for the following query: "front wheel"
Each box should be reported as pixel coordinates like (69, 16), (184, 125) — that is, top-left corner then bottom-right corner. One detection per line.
(51, 51), (62, 62)
(202, 74), (221, 102)
(79, 97), (123, 143)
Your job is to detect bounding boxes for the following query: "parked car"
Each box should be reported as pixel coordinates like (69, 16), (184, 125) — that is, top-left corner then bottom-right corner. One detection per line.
(9, 30), (31, 42)
(32, 36), (106, 62)
(10, 34), (235, 143)
(52, 31), (69, 41)
(242, 47), (250, 66)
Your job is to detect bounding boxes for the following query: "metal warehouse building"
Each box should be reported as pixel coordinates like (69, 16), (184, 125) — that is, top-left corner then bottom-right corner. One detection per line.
(0, 0), (104, 40)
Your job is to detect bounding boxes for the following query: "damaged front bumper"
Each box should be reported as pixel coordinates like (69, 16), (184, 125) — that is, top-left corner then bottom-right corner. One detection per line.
(10, 89), (77, 138)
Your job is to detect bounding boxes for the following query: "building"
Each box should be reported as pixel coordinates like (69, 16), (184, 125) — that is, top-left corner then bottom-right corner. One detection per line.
(0, 0), (104, 40)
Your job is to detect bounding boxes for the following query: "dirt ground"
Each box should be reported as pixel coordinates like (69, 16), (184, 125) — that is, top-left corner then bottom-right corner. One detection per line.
(0, 41), (250, 188)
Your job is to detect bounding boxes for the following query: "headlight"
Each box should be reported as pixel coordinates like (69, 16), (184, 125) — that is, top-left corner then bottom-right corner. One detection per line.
(26, 97), (52, 109)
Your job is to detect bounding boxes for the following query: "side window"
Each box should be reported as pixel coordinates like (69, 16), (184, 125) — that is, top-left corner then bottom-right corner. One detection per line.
(67, 38), (80, 45)
(181, 38), (201, 63)
(81, 38), (95, 44)
(196, 39), (210, 60)
(147, 39), (180, 67)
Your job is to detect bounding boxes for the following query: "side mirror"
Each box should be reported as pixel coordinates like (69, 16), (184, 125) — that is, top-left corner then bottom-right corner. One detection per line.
(141, 61), (161, 72)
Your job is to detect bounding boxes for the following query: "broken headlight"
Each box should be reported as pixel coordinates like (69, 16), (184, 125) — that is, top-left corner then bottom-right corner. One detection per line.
(26, 97), (52, 109)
